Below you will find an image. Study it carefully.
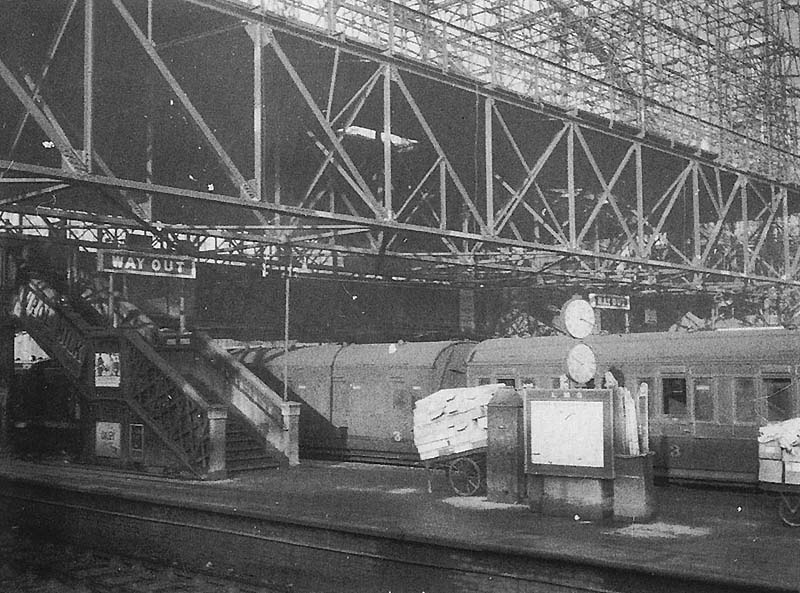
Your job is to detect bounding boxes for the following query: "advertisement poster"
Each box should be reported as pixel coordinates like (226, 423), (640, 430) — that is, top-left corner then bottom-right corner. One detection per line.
(94, 352), (121, 387)
(95, 422), (121, 458)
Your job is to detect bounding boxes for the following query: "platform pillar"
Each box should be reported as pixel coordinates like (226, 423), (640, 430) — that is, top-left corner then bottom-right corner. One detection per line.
(281, 401), (301, 466)
(613, 453), (655, 522)
(0, 320), (14, 455)
(206, 405), (228, 480)
(528, 475), (613, 522)
(487, 387), (525, 503)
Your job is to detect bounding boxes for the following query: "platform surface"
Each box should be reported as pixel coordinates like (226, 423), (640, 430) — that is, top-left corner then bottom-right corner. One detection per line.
(1, 457), (799, 591)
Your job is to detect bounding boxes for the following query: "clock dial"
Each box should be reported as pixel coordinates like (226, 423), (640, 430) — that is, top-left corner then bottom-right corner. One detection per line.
(562, 299), (595, 339)
(566, 343), (597, 384)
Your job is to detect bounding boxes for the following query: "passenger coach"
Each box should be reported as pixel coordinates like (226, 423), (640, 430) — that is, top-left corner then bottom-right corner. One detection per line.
(466, 329), (800, 484)
(236, 340), (475, 462)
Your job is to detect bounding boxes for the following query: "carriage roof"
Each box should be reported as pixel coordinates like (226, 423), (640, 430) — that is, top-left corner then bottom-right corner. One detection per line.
(467, 329), (800, 368)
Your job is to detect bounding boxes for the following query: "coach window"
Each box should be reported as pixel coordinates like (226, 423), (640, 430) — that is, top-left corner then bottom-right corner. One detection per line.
(662, 377), (688, 417)
(733, 377), (757, 423)
(478, 377), (493, 386)
(693, 377), (714, 422)
(496, 377), (515, 387)
(763, 377), (794, 421)
(521, 377), (536, 389)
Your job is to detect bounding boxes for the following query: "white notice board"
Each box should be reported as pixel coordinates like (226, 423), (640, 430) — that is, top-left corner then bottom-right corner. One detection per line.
(529, 400), (604, 467)
(524, 389), (613, 478)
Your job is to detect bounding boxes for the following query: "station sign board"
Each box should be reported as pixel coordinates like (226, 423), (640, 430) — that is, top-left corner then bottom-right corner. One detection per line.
(97, 249), (196, 279)
(589, 293), (630, 310)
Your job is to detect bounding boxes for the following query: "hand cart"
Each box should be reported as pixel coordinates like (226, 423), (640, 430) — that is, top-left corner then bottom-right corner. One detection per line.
(760, 482), (800, 527)
(414, 384), (500, 497)
(423, 447), (487, 496)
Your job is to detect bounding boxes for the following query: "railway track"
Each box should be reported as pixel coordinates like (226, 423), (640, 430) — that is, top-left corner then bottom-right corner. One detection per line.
(1, 475), (790, 593)
(0, 530), (286, 593)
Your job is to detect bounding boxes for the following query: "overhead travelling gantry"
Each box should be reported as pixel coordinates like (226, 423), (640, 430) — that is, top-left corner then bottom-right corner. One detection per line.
(1, 1), (800, 295)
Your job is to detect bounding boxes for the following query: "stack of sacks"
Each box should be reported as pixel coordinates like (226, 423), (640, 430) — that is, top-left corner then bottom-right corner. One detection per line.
(413, 384), (504, 461)
(758, 418), (800, 484)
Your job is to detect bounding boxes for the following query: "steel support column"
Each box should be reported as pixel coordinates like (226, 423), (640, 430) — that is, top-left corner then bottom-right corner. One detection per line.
(83, 0), (94, 172)
(383, 65), (392, 218)
(485, 96), (494, 234)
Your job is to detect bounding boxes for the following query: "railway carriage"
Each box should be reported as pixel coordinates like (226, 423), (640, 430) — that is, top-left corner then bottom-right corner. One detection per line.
(466, 329), (800, 484)
(235, 340), (475, 462)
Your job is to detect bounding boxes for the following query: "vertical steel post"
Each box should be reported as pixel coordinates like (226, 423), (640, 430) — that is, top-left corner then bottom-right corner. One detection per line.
(83, 0), (94, 172)
(254, 22), (263, 202)
(692, 162), (700, 264)
(179, 281), (186, 335)
(108, 273), (116, 328)
(742, 181), (750, 274)
(485, 97), (494, 234)
(383, 65), (392, 218)
(567, 123), (576, 247)
(283, 254), (291, 402)
(439, 161), (447, 229)
(144, 0), (154, 220)
(782, 186), (790, 277)
(636, 143), (644, 257)
(0, 320), (14, 453)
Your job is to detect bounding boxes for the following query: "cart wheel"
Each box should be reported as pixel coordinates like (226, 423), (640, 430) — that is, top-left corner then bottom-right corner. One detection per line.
(447, 457), (483, 496)
(778, 494), (800, 527)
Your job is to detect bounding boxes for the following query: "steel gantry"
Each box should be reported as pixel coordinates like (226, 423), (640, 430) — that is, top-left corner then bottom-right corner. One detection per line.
(1, 0), (800, 294)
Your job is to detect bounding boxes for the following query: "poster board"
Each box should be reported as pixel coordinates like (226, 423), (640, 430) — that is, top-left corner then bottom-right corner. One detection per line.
(95, 422), (121, 458)
(94, 352), (121, 387)
(524, 389), (613, 478)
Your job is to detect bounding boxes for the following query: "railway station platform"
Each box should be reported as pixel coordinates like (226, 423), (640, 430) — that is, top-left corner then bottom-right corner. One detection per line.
(0, 456), (798, 593)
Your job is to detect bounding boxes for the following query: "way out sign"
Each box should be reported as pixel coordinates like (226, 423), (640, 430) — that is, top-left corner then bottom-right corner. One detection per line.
(97, 249), (196, 279)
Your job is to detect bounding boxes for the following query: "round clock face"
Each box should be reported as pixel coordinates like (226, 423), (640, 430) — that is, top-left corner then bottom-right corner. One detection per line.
(566, 343), (597, 385)
(562, 299), (596, 339)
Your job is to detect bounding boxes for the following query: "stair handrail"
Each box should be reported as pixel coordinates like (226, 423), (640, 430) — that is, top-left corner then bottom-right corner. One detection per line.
(123, 329), (212, 413)
(11, 279), (94, 377)
(191, 332), (286, 429)
(120, 329), (221, 477)
(74, 276), (161, 343)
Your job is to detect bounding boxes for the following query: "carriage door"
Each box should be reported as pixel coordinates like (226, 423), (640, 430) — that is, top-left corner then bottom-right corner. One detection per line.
(659, 368), (691, 436)
(657, 368), (693, 473)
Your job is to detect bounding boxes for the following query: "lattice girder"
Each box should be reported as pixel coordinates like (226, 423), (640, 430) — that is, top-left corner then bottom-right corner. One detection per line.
(1, 0), (799, 293)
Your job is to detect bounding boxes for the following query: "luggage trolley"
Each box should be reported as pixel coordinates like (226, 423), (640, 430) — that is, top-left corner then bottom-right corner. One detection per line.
(423, 447), (487, 496)
(757, 417), (800, 527)
(414, 384), (502, 497)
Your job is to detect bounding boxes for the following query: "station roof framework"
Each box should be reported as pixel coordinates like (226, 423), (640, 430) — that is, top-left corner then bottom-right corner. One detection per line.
(0, 0), (800, 297)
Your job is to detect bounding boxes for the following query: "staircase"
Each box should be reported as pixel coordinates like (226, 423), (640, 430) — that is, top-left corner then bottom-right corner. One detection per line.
(10, 276), (298, 478)
(225, 413), (281, 473)
(180, 368), (280, 474)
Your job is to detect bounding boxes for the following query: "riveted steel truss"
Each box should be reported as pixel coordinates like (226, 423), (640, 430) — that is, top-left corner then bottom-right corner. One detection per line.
(1, 0), (799, 295)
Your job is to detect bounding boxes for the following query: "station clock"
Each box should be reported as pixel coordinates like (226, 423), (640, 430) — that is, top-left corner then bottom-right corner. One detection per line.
(561, 298), (596, 339)
(566, 343), (597, 385)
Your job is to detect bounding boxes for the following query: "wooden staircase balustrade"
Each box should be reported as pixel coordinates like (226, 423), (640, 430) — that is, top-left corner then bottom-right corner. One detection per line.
(121, 330), (222, 477)
(190, 333), (299, 466)
(12, 280), (91, 379)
